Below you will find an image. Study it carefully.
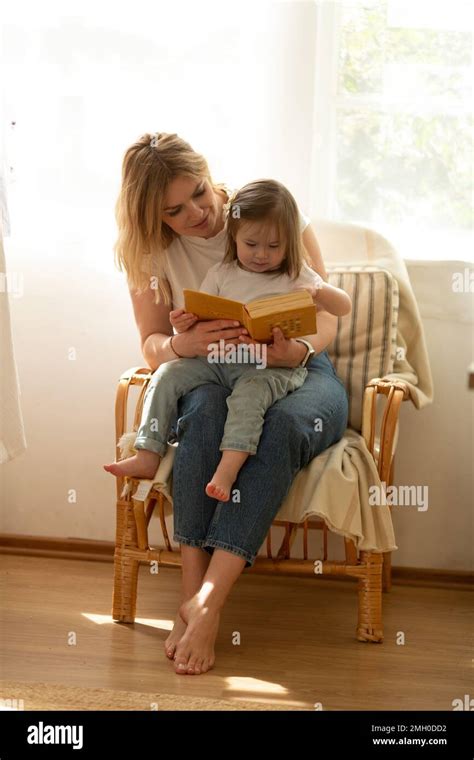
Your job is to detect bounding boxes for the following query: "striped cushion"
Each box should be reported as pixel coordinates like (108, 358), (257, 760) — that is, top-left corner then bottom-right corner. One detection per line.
(326, 267), (399, 432)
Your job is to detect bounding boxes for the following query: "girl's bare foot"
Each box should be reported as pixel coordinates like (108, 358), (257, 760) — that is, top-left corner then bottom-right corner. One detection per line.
(205, 450), (250, 502)
(103, 450), (160, 479)
(164, 612), (187, 660)
(205, 478), (233, 502)
(173, 596), (220, 675)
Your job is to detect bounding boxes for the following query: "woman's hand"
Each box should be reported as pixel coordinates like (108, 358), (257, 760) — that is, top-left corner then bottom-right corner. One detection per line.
(238, 327), (307, 368)
(171, 318), (249, 358)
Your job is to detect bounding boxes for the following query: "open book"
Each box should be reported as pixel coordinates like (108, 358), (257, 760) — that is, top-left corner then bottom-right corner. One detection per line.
(183, 289), (317, 342)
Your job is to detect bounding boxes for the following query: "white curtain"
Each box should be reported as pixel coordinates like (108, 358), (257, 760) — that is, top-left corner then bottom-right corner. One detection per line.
(0, 98), (26, 463)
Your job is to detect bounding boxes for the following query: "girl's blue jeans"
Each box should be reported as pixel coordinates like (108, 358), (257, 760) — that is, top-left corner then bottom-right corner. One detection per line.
(169, 350), (348, 568)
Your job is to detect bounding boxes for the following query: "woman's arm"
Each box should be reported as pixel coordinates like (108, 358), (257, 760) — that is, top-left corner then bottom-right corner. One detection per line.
(130, 282), (248, 371)
(130, 285), (176, 370)
(302, 223), (328, 280)
(295, 223), (336, 356)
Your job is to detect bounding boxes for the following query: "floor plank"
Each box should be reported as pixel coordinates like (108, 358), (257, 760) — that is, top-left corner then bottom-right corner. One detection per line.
(1, 555), (471, 711)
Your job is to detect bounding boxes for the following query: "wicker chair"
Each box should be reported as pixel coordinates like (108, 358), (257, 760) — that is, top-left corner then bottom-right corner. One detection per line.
(111, 264), (410, 644)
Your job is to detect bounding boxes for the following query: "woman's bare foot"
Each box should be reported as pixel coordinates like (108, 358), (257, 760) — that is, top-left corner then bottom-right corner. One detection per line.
(173, 596), (220, 675)
(165, 546), (212, 662)
(103, 450), (160, 479)
(164, 612), (187, 660)
(205, 450), (250, 502)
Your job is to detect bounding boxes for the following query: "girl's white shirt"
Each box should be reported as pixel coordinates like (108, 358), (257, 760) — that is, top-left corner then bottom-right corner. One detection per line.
(142, 193), (311, 310)
(200, 259), (322, 304)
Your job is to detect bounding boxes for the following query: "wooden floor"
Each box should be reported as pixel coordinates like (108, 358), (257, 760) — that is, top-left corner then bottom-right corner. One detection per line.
(1, 555), (472, 711)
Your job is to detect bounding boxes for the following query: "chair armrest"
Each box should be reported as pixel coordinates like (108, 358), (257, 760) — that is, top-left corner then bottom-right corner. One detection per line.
(114, 366), (153, 499)
(118, 366), (153, 384)
(116, 366), (153, 438)
(362, 378), (410, 483)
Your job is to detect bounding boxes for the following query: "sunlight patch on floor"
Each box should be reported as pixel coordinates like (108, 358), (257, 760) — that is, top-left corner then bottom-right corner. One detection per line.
(223, 677), (310, 708)
(82, 613), (173, 630)
(231, 696), (310, 709)
(224, 676), (288, 694)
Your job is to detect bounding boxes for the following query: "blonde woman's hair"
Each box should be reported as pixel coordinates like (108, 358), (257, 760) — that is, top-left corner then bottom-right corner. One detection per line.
(223, 179), (310, 279)
(114, 132), (220, 305)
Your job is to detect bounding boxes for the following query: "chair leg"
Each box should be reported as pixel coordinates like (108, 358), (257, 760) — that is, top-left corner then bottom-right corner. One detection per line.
(382, 457), (395, 592)
(382, 551), (392, 592)
(344, 537), (358, 565)
(133, 498), (149, 550)
(356, 551), (383, 643)
(112, 498), (140, 623)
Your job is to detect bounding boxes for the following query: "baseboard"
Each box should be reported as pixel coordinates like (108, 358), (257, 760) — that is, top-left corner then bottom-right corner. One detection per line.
(0, 534), (114, 563)
(0, 533), (472, 589)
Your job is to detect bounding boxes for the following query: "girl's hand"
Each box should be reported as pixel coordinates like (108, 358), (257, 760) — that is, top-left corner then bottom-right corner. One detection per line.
(169, 308), (199, 333)
(238, 327), (307, 368)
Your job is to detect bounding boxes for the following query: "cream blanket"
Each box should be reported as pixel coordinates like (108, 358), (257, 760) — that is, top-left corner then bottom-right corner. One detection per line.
(124, 221), (433, 555)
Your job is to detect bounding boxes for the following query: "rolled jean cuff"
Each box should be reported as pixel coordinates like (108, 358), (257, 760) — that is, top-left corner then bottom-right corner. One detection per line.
(134, 436), (167, 456)
(173, 534), (207, 550)
(174, 535), (255, 569)
(202, 539), (255, 569)
(219, 441), (257, 455)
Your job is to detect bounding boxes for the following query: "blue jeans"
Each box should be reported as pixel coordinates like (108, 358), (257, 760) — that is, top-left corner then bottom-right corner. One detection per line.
(170, 350), (348, 568)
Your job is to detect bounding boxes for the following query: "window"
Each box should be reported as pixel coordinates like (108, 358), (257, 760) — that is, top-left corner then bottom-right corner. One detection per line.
(312, 0), (473, 261)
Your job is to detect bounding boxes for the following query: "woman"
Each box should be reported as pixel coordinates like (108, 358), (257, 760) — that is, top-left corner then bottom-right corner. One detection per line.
(114, 132), (348, 676)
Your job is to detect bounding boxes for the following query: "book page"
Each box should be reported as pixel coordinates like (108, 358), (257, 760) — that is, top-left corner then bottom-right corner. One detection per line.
(183, 289), (245, 323)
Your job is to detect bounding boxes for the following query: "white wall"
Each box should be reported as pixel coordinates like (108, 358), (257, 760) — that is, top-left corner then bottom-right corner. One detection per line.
(392, 261), (473, 571)
(1, 4), (472, 570)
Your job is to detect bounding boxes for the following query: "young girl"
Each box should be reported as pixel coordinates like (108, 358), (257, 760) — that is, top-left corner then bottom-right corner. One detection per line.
(104, 179), (351, 501)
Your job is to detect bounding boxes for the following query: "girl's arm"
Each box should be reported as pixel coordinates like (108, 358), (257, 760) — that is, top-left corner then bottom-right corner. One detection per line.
(294, 235), (352, 318)
(311, 281), (352, 317)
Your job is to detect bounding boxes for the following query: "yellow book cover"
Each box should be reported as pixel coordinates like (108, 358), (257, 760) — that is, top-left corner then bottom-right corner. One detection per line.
(183, 289), (317, 342)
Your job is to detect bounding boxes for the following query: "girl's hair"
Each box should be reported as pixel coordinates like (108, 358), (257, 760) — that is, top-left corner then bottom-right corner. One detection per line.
(114, 132), (222, 305)
(223, 179), (311, 279)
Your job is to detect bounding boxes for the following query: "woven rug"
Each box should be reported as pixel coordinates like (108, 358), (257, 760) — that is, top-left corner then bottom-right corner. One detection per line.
(0, 681), (304, 711)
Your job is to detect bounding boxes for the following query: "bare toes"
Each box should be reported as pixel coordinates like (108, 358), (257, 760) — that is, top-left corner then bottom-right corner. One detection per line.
(187, 657), (199, 674)
(198, 660), (211, 674)
(175, 659), (189, 675)
(206, 482), (229, 501)
(205, 483), (217, 498)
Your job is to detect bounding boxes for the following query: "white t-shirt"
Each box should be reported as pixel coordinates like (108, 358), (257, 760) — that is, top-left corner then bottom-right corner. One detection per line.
(142, 203), (311, 310)
(199, 260), (323, 303)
